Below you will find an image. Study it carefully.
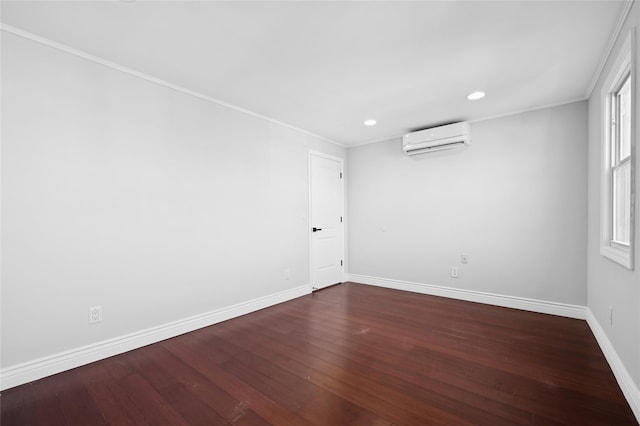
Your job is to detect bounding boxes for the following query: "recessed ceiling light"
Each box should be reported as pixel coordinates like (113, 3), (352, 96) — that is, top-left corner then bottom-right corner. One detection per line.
(364, 119), (377, 126)
(467, 91), (485, 100)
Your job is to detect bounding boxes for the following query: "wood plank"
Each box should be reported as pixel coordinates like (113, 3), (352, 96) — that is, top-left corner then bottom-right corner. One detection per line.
(162, 336), (313, 426)
(214, 313), (525, 425)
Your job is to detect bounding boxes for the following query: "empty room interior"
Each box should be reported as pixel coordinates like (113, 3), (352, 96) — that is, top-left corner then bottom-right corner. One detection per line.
(2, 0), (640, 424)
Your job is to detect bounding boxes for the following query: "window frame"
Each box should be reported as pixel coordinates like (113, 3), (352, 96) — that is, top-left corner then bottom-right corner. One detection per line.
(600, 29), (636, 270)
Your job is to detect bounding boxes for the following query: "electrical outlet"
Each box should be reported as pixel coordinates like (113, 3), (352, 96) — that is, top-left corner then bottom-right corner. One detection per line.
(89, 306), (102, 324)
(284, 268), (291, 280)
(609, 305), (613, 326)
(450, 267), (459, 278)
(461, 254), (469, 264)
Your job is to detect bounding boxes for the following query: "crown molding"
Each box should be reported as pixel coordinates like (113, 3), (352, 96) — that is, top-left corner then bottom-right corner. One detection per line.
(0, 23), (346, 148)
(585, 0), (635, 98)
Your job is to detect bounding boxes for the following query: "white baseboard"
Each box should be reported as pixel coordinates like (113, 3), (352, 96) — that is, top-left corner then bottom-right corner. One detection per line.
(5, 277), (639, 424)
(347, 274), (587, 319)
(586, 310), (640, 423)
(0, 285), (310, 391)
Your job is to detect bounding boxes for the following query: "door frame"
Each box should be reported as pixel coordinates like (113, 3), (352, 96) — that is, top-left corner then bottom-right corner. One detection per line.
(308, 150), (346, 291)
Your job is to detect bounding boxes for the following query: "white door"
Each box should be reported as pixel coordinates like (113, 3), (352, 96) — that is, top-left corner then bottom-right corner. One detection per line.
(310, 152), (344, 290)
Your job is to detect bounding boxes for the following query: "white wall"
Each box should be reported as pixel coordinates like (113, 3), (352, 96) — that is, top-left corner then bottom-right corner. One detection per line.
(587, 2), (640, 388)
(0, 32), (345, 371)
(348, 101), (588, 306)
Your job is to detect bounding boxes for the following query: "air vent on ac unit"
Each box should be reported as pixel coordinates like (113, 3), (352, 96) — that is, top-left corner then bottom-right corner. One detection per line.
(402, 122), (470, 155)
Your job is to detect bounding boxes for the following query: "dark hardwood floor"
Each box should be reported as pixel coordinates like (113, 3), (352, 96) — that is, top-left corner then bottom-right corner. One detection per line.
(1, 282), (637, 425)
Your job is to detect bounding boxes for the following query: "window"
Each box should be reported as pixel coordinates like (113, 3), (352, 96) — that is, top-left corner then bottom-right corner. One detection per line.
(601, 30), (635, 269)
(612, 74), (631, 246)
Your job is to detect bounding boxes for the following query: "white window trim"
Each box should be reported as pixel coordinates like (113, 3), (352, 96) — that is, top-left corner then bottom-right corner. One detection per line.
(600, 29), (636, 270)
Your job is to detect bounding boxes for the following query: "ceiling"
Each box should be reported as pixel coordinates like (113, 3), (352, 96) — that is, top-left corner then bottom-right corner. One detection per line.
(0, 1), (629, 146)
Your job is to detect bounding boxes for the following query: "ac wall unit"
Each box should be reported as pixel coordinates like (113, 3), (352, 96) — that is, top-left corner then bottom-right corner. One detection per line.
(402, 122), (470, 155)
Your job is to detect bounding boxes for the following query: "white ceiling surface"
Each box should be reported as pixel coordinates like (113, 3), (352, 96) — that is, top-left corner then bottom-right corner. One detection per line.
(0, 1), (628, 146)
